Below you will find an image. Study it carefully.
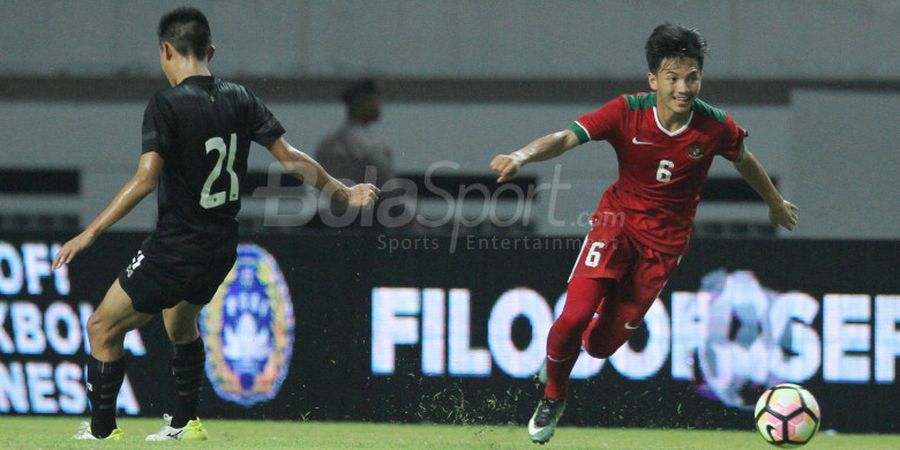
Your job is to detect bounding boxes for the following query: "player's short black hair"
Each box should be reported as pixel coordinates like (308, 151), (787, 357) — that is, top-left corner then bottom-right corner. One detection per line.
(158, 7), (212, 59)
(645, 23), (707, 73)
(341, 78), (382, 107)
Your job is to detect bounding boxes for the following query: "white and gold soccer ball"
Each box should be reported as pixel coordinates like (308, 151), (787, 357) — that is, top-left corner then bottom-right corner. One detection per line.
(754, 383), (821, 448)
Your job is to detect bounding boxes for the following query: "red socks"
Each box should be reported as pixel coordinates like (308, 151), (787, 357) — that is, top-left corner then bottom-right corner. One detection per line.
(544, 277), (611, 400)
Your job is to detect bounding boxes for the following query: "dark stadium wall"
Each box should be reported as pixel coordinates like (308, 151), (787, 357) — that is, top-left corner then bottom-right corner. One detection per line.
(1, 233), (897, 433)
(0, 2), (897, 80)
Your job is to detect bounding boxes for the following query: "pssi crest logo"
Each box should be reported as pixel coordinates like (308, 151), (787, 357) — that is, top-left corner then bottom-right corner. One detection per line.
(200, 243), (295, 407)
(687, 143), (705, 159)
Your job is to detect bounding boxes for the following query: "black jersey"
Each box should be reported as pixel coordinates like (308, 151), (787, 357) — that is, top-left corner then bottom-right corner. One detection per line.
(141, 75), (285, 258)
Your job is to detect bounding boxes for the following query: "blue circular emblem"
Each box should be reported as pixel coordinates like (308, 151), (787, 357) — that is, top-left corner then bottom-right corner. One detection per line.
(200, 243), (294, 407)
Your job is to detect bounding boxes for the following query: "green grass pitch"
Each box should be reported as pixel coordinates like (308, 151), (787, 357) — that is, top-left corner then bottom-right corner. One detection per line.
(1, 417), (898, 449)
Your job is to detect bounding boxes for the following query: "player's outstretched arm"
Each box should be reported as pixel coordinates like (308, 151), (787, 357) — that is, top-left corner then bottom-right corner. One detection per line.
(52, 152), (163, 270)
(732, 144), (799, 231)
(268, 137), (380, 207)
(490, 129), (581, 182)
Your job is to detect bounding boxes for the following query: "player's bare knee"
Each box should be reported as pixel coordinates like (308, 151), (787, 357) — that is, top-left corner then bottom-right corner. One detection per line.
(88, 329), (122, 357)
(88, 312), (129, 348)
(86, 311), (109, 341)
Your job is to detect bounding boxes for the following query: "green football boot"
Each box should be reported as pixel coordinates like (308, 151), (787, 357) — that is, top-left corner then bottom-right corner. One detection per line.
(145, 414), (209, 441)
(528, 397), (566, 444)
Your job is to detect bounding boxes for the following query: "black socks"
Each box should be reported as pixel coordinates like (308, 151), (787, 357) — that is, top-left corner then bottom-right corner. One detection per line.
(87, 338), (206, 434)
(171, 337), (205, 429)
(87, 355), (125, 438)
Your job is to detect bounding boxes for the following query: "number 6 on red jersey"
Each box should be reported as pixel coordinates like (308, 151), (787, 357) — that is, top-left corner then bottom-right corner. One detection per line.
(584, 242), (605, 267)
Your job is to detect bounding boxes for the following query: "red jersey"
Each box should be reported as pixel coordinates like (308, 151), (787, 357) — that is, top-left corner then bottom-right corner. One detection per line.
(569, 93), (746, 255)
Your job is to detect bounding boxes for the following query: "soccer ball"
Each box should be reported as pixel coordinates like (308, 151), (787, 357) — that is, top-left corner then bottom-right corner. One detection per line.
(754, 383), (820, 447)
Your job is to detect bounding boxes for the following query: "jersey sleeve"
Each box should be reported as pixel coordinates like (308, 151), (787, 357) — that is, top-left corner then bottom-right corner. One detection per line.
(247, 91), (286, 148)
(717, 114), (748, 162)
(567, 96), (626, 144)
(141, 94), (174, 159)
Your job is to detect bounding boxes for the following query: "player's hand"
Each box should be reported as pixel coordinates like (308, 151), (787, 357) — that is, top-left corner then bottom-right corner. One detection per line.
(345, 183), (381, 208)
(491, 154), (522, 183)
(769, 199), (799, 231)
(52, 231), (97, 270)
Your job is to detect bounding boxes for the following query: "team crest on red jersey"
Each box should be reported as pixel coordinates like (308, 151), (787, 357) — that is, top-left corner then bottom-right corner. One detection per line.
(687, 143), (705, 159)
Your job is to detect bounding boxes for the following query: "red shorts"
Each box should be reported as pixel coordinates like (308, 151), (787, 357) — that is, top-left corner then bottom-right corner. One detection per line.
(568, 219), (681, 316)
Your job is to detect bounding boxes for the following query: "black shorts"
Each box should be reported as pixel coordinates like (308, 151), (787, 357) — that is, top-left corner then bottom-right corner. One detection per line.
(117, 241), (237, 314)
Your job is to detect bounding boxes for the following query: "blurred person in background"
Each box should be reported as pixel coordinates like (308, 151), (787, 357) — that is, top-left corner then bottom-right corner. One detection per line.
(316, 78), (412, 228)
(316, 78), (394, 189)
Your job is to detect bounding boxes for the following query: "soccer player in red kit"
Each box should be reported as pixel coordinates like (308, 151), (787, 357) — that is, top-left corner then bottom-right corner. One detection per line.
(490, 23), (798, 444)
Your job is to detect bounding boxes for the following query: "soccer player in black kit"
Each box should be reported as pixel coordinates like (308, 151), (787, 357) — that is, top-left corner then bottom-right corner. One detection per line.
(53, 7), (380, 441)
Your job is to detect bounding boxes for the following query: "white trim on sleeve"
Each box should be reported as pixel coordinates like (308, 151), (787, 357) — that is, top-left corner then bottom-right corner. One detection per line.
(573, 121), (591, 140)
